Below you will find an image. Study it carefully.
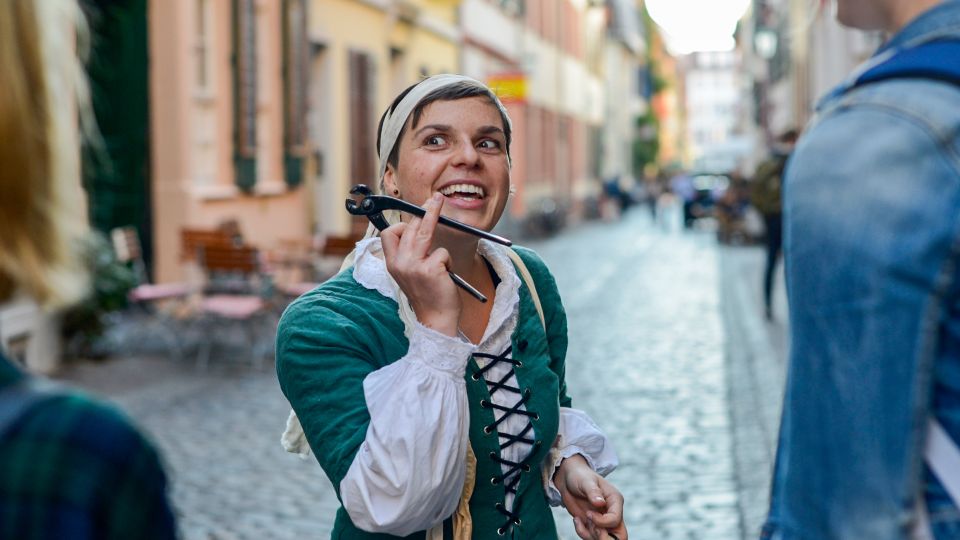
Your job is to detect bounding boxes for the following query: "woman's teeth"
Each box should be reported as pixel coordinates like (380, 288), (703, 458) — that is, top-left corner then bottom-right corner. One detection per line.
(438, 184), (485, 200)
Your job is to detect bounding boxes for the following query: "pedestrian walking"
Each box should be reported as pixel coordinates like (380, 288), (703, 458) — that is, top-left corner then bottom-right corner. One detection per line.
(749, 130), (797, 321)
(669, 172), (697, 228)
(276, 74), (625, 540)
(0, 1), (177, 539)
(763, 1), (960, 539)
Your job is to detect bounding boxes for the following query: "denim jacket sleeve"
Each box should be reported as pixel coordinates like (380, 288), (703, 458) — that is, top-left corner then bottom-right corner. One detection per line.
(765, 79), (960, 540)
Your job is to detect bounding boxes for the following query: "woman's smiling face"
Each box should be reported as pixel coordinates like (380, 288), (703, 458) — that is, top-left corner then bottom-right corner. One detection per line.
(383, 96), (511, 234)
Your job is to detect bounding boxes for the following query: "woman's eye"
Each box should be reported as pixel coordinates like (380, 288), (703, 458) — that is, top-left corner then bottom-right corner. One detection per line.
(425, 135), (446, 146)
(478, 139), (501, 150)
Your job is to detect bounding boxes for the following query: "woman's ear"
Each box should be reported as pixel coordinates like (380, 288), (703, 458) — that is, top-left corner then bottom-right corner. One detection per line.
(383, 165), (400, 197)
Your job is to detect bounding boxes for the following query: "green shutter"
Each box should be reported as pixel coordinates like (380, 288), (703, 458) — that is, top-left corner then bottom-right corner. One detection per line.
(282, 0), (308, 189)
(233, 0), (257, 192)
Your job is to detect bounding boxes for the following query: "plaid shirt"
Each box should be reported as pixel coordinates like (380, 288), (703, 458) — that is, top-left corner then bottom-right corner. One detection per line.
(0, 354), (177, 539)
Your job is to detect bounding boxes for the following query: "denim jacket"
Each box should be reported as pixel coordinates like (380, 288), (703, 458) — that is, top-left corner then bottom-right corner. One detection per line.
(762, 2), (960, 539)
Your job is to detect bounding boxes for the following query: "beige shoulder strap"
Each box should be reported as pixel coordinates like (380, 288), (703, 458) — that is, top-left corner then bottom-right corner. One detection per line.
(504, 248), (544, 329)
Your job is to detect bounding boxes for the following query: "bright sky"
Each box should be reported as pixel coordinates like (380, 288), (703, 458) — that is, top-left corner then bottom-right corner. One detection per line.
(645, 0), (752, 54)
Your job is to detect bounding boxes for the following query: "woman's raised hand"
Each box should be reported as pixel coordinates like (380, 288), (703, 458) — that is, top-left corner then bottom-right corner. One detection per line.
(381, 193), (462, 337)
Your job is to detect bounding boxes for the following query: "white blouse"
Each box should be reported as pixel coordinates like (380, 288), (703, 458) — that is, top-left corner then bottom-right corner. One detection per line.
(339, 238), (618, 536)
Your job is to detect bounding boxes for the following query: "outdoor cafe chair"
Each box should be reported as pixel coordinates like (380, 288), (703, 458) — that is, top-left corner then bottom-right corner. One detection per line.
(192, 242), (273, 371)
(110, 226), (191, 360)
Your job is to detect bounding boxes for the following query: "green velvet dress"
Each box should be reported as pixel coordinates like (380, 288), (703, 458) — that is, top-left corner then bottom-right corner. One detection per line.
(276, 246), (572, 539)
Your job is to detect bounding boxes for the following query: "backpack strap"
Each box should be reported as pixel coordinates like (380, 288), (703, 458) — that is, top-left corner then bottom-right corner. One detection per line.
(926, 419), (960, 504)
(912, 418), (960, 539)
(0, 376), (65, 440)
(853, 40), (960, 90)
(503, 248), (545, 329)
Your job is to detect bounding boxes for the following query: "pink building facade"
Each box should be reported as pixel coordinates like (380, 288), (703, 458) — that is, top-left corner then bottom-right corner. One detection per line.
(149, 0), (312, 282)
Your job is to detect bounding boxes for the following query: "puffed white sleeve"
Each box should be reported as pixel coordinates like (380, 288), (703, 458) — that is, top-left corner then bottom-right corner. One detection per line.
(542, 407), (619, 506)
(339, 321), (477, 536)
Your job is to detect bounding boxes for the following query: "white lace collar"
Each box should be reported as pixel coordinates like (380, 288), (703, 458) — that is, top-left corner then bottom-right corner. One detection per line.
(352, 238), (521, 345)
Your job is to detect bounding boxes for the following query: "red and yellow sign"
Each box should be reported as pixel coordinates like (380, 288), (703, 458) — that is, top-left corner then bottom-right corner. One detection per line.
(487, 72), (527, 103)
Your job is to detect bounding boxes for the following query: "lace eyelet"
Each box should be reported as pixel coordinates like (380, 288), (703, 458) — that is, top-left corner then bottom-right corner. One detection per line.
(471, 373), (481, 381)
(480, 399), (490, 408)
(532, 412), (540, 421)
(523, 388), (532, 398)
(491, 477), (500, 486)
(522, 464), (531, 472)
(534, 440), (542, 447)
(484, 425), (493, 435)
(497, 527), (506, 536)
(514, 518), (522, 525)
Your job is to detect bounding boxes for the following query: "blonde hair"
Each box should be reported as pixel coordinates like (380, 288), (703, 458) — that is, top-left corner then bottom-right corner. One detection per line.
(0, 0), (91, 308)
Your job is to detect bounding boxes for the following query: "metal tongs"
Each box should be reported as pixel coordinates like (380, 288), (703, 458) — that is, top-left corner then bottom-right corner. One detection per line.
(345, 184), (512, 303)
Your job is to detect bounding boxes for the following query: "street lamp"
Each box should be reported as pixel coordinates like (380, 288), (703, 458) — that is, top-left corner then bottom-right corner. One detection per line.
(754, 29), (778, 60)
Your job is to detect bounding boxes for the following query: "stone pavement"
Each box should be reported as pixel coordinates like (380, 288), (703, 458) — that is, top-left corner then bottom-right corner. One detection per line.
(54, 210), (788, 540)
(530, 213), (738, 540)
(717, 245), (789, 539)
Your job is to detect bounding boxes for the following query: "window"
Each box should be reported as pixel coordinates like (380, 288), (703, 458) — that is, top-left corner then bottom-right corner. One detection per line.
(194, 0), (212, 92)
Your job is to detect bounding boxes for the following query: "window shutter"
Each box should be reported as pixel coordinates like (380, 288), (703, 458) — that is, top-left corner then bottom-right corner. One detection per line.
(282, 0), (308, 188)
(348, 51), (376, 187)
(348, 51), (376, 237)
(233, 0), (257, 191)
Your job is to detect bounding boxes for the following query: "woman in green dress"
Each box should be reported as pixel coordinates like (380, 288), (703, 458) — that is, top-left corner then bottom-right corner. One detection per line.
(277, 74), (626, 540)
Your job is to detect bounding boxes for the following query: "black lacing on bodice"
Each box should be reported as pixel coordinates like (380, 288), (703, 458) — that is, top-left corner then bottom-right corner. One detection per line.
(472, 343), (539, 535)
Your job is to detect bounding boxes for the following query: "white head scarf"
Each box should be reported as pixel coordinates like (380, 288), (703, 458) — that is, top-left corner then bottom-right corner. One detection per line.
(376, 73), (513, 186)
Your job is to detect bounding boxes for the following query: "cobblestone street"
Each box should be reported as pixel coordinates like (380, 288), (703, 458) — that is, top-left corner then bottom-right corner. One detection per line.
(58, 210), (788, 540)
(533, 212), (737, 540)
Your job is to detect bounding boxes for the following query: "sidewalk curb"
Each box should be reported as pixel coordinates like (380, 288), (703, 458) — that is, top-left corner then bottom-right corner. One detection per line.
(719, 246), (788, 540)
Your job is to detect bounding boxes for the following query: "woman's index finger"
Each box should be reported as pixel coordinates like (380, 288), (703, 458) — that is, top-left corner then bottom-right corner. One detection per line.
(413, 193), (444, 248)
